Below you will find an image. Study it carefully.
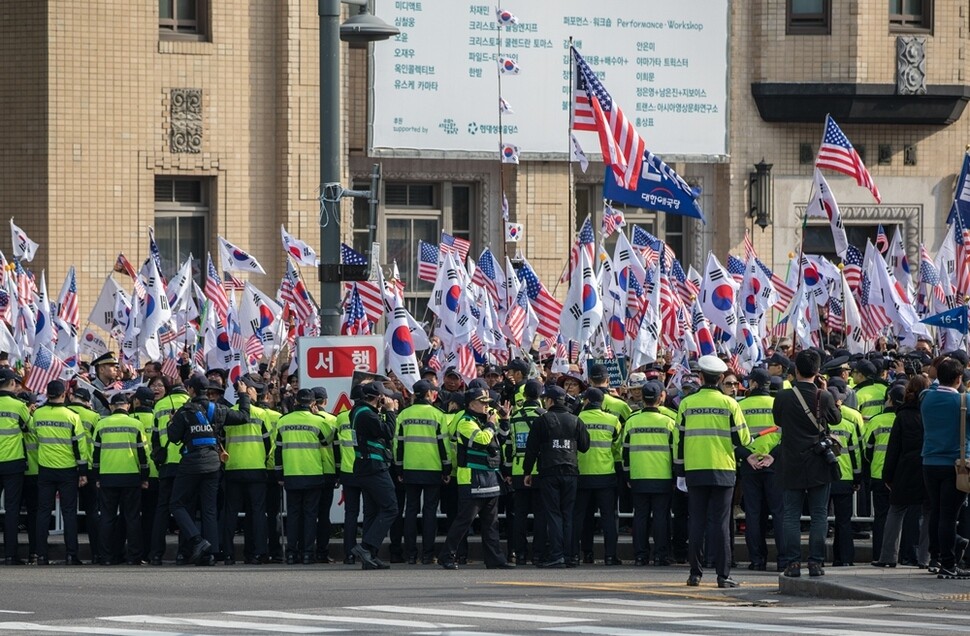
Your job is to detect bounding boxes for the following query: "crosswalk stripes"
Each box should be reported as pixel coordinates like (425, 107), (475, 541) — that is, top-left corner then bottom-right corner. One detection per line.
(1, 597), (970, 635)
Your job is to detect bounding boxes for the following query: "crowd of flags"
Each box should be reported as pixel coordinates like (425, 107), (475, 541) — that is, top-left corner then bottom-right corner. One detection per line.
(3, 220), (327, 403)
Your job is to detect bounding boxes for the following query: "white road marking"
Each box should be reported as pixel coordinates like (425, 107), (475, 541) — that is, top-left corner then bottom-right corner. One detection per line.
(544, 626), (701, 636)
(0, 623), (205, 636)
(102, 615), (346, 633)
(228, 610), (469, 630)
(796, 615), (970, 632)
(346, 605), (591, 624)
(463, 601), (712, 619)
(0, 611), (34, 615)
(670, 619), (910, 635)
(580, 598), (891, 614)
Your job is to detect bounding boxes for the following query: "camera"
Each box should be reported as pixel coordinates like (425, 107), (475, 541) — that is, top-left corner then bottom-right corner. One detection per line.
(813, 436), (839, 465)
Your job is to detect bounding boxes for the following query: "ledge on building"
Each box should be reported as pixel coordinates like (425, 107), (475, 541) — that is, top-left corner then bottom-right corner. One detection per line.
(751, 83), (970, 125)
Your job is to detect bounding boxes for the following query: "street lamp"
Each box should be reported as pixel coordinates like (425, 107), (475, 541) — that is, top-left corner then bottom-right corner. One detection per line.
(748, 159), (773, 231)
(318, 0), (399, 335)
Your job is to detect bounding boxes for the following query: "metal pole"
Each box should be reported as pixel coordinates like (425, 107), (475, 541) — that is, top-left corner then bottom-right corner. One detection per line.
(319, 0), (342, 336)
(368, 163), (380, 253)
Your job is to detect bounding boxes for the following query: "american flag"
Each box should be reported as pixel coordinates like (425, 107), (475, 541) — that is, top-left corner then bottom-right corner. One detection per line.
(517, 260), (561, 339)
(161, 355), (180, 381)
(204, 254), (230, 323)
(457, 346), (477, 382)
(281, 259), (316, 323)
(472, 248), (502, 310)
(624, 272), (645, 339)
(114, 253), (146, 299)
(440, 232), (471, 264)
(245, 333), (264, 363)
(57, 267), (79, 329)
(223, 271), (245, 292)
(815, 114), (880, 203)
(874, 224), (889, 254)
(858, 272), (891, 338)
(348, 281), (384, 324)
(670, 258), (699, 306)
(841, 244), (864, 293)
(743, 231), (756, 261)
(726, 255), (746, 284)
(563, 216), (596, 283)
(659, 274), (683, 347)
(601, 203), (625, 238)
(25, 345), (66, 394)
(827, 295), (843, 332)
(158, 322), (186, 345)
(571, 47), (644, 190)
(506, 287), (529, 346)
(631, 225), (674, 270)
(769, 313), (790, 339)
(417, 240), (439, 284)
(340, 284), (371, 336)
(340, 243), (368, 267)
(919, 244), (948, 305)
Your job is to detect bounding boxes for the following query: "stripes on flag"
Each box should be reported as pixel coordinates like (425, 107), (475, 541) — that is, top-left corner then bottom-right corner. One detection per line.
(517, 259), (561, 339)
(223, 271), (245, 292)
(417, 240), (439, 284)
(204, 254), (230, 323)
(344, 281), (384, 325)
(25, 345), (66, 394)
(841, 244), (864, 293)
(440, 232), (471, 264)
(815, 114), (881, 203)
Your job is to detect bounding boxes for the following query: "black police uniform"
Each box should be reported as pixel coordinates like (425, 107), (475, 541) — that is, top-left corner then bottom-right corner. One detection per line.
(522, 398), (590, 566)
(351, 395), (398, 566)
(167, 393), (250, 562)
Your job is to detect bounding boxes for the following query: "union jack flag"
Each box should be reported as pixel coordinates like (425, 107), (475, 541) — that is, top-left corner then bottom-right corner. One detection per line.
(417, 240), (439, 284)
(571, 47), (645, 190)
(25, 345), (66, 394)
(440, 232), (471, 264)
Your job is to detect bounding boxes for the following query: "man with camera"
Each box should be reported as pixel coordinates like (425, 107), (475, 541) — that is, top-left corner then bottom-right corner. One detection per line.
(773, 350), (843, 578)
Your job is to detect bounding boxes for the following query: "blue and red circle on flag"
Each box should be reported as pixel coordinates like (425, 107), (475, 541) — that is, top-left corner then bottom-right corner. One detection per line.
(391, 325), (414, 356)
(582, 284), (597, 312)
(711, 284), (733, 311)
(446, 285), (461, 312)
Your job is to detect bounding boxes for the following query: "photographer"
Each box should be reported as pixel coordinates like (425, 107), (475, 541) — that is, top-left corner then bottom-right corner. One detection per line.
(774, 349), (842, 578)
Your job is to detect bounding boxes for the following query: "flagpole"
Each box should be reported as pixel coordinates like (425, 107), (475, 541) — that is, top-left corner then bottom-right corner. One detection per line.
(567, 36), (576, 283)
(495, 15), (508, 241)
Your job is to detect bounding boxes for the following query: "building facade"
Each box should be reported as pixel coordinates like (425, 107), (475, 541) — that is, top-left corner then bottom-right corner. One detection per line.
(0, 0), (966, 327)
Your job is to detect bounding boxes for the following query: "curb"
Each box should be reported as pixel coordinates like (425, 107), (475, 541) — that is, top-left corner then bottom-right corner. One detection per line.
(776, 574), (910, 602)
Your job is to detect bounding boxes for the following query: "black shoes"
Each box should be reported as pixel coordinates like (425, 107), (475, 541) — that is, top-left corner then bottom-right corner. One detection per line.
(686, 574), (701, 586)
(717, 576), (740, 588)
(64, 555), (85, 566)
(633, 558), (648, 567)
(487, 562), (516, 569)
(421, 556), (435, 565)
(783, 562), (801, 578)
(407, 556), (417, 565)
(537, 558), (566, 569)
(343, 555), (356, 565)
(870, 561), (896, 568)
(937, 565), (970, 579)
(224, 557), (235, 566)
(439, 555), (459, 570)
(3, 558), (25, 566)
(35, 556), (49, 566)
(653, 557), (672, 567)
(808, 562), (825, 577)
(604, 556), (622, 566)
(351, 545), (388, 570)
(302, 554), (316, 565)
(188, 538), (212, 565)
(583, 552), (594, 564)
(149, 557), (163, 566)
(748, 562), (767, 571)
(286, 554), (297, 565)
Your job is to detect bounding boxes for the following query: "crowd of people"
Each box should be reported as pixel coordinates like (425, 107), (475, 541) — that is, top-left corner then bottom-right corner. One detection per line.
(0, 335), (969, 585)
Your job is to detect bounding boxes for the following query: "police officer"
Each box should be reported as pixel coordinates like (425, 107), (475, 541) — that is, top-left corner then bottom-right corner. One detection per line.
(255, 384), (285, 563)
(149, 378), (190, 565)
(737, 368), (784, 571)
(852, 360), (888, 423)
(336, 383), (365, 564)
(311, 387), (340, 564)
(129, 386), (157, 563)
(33, 380), (88, 565)
(68, 386), (101, 564)
(90, 352), (120, 416)
(506, 379), (546, 565)
(350, 382), (398, 570)
(395, 379), (451, 564)
(675, 355), (751, 588)
(864, 384), (903, 564)
(439, 388), (513, 570)
(523, 385), (589, 568)
(587, 364), (632, 423)
(575, 387), (623, 565)
(623, 380), (676, 566)
(504, 358), (530, 409)
(222, 376), (271, 565)
(275, 388), (330, 564)
(92, 393), (149, 565)
(0, 369), (29, 564)
(827, 382), (862, 566)
(167, 375), (251, 565)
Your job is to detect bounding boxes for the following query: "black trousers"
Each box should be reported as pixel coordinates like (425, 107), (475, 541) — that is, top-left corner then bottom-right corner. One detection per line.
(23, 475), (37, 556)
(688, 484), (733, 579)
(632, 491), (671, 561)
(740, 471), (784, 566)
(359, 470), (398, 553)
(443, 495), (506, 566)
(404, 483), (441, 559)
(342, 481), (362, 555)
(315, 477), (337, 558)
(830, 481), (855, 565)
(573, 486), (618, 559)
(670, 487), (689, 560)
(388, 480), (406, 557)
(150, 476), (187, 560)
(36, 468), (79, 559)
(171, 470), (220, 552)
(285, 487), (321, 557)
(139, 478), (158, 561)
(0, 471), (23, 558)
(78, 480), (100, 560)
(99, 485), (142, 562)
(223, 478), (267, 560)
(439, 480), (468, 557)
(870, 478), (891, 561)
(265, 475), (283, 559)
(539, 474), (577, 563)
(513, 482), (546, 561)
(925, 465), (968, 568)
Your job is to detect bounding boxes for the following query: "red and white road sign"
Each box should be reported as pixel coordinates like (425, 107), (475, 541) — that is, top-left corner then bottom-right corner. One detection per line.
(298, 335), (383, 414)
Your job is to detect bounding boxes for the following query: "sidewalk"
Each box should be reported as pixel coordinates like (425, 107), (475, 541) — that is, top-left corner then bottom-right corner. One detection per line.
(778, 564), (970, 602)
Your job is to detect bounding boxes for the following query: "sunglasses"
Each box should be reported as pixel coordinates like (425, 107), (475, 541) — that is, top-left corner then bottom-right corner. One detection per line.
(722, 381), (739, 387)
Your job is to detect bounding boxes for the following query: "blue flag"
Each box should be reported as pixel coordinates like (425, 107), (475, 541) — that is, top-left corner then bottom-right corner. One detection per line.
(921, 305), (969, 335)
(602, 149), (704, 222)
(947, 153), (970, 231)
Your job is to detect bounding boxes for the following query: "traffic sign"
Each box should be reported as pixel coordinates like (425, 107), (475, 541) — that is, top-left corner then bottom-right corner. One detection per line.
(298, 335), (384, 414)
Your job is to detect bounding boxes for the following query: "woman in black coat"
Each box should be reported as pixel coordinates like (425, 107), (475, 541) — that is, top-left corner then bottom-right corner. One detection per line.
(873, 375), (930, 567)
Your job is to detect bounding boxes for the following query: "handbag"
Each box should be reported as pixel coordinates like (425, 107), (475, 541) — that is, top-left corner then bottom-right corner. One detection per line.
(956, 392), (970, 493)
(792, 384), (843, 457)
